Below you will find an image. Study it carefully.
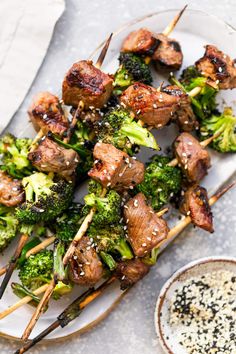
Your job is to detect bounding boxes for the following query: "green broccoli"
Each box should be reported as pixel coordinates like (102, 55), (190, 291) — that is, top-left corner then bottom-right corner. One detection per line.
(87, 224), (133, 268)
(54, 203), (84, 242)
(137, 155), (182, 211)
(18, 250), (53, 291)
(170, 66), (218, 120)
(0, 205), (19, 252)
(0, 134), (33, 178)
(114, 53), (152, 94)
(16, 172), (74, 224)
(200, 107), (236, 152)
(95, 106), (159, 153)
(84, 189), (122, 226)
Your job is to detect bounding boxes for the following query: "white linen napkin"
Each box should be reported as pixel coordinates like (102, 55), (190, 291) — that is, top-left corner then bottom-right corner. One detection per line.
(0, 0), (65, 133)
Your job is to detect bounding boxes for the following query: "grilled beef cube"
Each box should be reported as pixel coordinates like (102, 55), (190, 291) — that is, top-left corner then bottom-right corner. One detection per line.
(88, 143), (144, 190)
(28, 137), (79, 182)
(174, 133), (211, 183)
(116, 258), (150, 290)
(121, 28), (159, 56)
(62, 60), (113, 109)
(69, 236), (104, 286)
(124, 193), (169, 257)
(0, 171), (25, 207)
(121, 82), (179, 128)
(180, 184), (213, 232)
(162, 85), (198, 131)
(28, 92), (69, 137)
(152, 34), (183, 71)
(195, 45), (236, 89)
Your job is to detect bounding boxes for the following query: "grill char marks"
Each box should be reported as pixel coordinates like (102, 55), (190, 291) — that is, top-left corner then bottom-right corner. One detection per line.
(62, 60), (113, 109)
(180, 184), (213, 232)
(196, 45), (236, 89)
(28, 92), (69, 137)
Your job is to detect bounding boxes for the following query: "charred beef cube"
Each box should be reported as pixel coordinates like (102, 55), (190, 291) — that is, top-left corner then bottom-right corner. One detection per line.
(28, 137), (79, 182)
(121, 28), (159, 56)
(124, 193), (169, 257)
(152, 34), (183, 71)
(195, 45), (236, 89)
(162, 85), (198, 131)
(62, 60), (113, 109)
(180, 185), (213, 232)
(28, 92), (69, 137)
(0, 171), (25, 207)
(69, 236), (104, 286)
(116, 258), (150, 290)
(174, 133), (211, 183)
(121, 82), (179, 128)
(88, 143), (144, 190)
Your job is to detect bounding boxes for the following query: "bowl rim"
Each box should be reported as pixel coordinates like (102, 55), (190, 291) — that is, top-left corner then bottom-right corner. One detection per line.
(154, 256), (236, 354)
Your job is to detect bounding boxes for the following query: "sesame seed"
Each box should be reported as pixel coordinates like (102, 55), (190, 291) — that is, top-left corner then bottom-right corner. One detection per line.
(142, 243), (147, 247)
(134, 199), (138, 207)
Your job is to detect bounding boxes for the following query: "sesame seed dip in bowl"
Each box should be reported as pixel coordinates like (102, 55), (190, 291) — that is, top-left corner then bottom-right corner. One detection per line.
(155, 256), (236, 354)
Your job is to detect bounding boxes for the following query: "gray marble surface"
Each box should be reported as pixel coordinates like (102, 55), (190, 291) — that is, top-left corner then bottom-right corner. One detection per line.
(1, 0), (236, 353)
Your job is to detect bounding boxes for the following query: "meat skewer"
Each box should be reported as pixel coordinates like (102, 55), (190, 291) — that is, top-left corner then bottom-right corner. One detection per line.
(0, 35), (113, 300)
(0, 208), (168, 320)
(14, 181), (235, 354)
(122, 5), (187, 71)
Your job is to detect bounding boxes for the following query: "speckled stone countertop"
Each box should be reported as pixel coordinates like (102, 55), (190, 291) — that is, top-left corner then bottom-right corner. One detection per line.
(1, 0), (236, 353)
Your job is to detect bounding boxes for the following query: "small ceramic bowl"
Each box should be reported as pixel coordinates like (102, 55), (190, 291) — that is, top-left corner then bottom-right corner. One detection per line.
(154, 256), (236, 354)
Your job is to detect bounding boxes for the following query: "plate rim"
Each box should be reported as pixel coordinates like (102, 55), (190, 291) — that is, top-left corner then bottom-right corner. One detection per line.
(154, 256), (236, 354)
(1, 7), (236, 343)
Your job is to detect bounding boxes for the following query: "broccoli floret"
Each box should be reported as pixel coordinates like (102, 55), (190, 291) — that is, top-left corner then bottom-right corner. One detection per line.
(114, 53), (152, 94)
(0, 205), (19, 252)
(84, 189), (121, 226)
(18, 250), (53, 291)
(54, 203), (84, 242)
(0, 134), (33, 178)
(170, 66), (218, 120)
(95, 107), (158, 153)
(200, 107), (236, 152)
(137, 155), (182, 211)
(16, 172), (74, 224)
(87, 224), (133, 264)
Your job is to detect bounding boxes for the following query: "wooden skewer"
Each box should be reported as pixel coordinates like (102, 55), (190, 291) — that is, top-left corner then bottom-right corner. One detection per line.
(0, 234), (29, 299)
(168, 132), (222, 167)
(0, 284), (49, 320)
(0, 208), (166, 321)
(162, 5), (188, 36)
(21, 188), (107, 341)
(0, 33), (113, 302)
(14, 181), (236, 353)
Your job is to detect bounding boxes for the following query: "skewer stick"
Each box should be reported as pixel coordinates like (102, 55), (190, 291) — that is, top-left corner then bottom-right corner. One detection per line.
(14, 181), (236, 353)
(0, 236), (56, 278)
(95, 33), (113, 69)
(162, 5), (188, 36)
(0, 284), (49, 320)
(0, 34), (113, 301)
(0, 208), (167, 320)
(0, 234), (29, 299)
(167, 132), (221, 167)
(14, 277), (116, 354)
(158, 180), (236, 248)
(21, 188), (107, 341)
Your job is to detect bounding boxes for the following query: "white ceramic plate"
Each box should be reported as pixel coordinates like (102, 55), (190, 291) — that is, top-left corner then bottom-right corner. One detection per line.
(154, 256), (236, 354)
(1, 9), (236, 341)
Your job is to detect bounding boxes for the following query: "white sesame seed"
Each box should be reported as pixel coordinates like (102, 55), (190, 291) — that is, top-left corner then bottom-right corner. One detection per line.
(142, 243), (147, 247)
